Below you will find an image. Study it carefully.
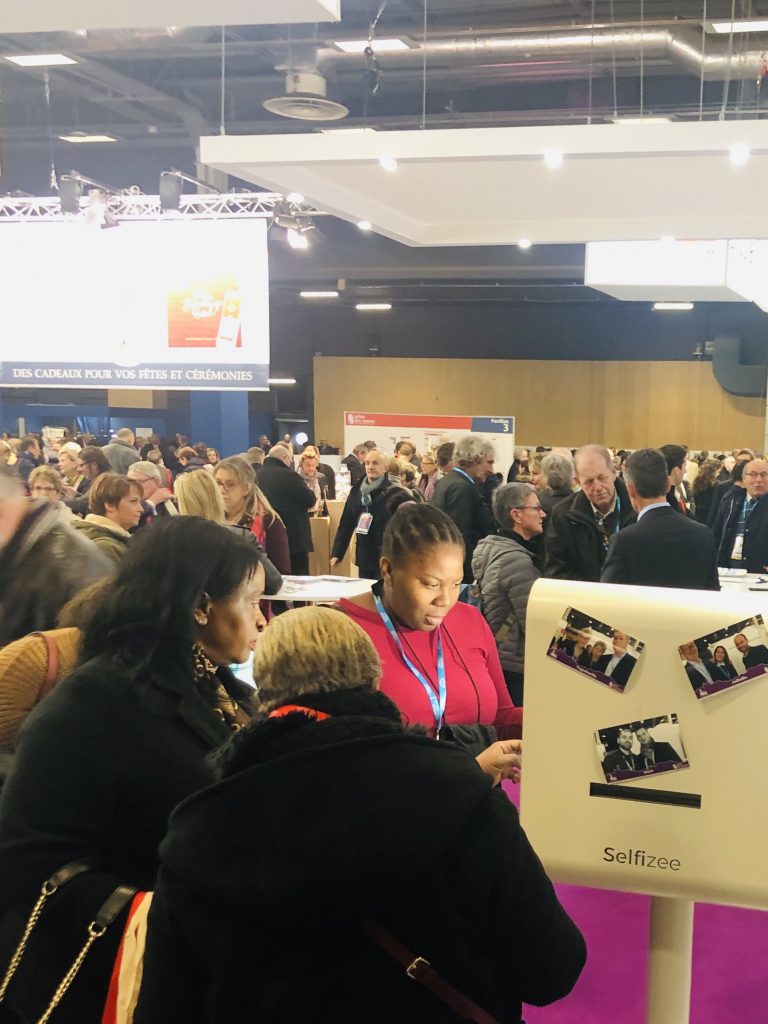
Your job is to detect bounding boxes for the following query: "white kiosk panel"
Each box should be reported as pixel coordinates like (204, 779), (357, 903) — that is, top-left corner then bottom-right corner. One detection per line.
(521, 579), (768, 909)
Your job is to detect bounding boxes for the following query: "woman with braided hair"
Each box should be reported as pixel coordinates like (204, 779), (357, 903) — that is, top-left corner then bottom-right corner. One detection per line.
(338, 497), (523, 785)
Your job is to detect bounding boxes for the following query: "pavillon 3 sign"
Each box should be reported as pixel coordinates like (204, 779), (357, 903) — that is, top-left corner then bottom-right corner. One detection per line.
(0, 219), (270, 391)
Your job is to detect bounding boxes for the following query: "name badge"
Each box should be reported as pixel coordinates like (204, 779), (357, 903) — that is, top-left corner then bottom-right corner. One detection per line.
(731, 534), (744, 561)
(355, 512), (373, 535)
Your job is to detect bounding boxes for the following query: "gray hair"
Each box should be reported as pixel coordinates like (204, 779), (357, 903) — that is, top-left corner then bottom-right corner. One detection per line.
(575, 444), (613, 472)
(492, 482), (536, 529)
(541, 452), (574, 491)
(130, 460), (162, 481)
(454, 434), (495, 466)
(59, 441), (82, 455)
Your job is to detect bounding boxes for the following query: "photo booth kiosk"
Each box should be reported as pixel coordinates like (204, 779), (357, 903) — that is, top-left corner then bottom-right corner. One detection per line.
(522, 578), (768, 1024)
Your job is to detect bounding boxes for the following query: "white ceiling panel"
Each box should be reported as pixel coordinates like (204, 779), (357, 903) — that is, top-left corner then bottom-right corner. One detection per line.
(0, 0), (340, 32)
(201, 121), (768, 246)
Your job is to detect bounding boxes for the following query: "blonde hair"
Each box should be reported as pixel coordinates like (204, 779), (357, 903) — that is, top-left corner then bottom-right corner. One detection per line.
(255, 607), (380, 708)
(214, 456), (283, 525)
(175, 470), (226, 523)
(29, 465), (64, 493)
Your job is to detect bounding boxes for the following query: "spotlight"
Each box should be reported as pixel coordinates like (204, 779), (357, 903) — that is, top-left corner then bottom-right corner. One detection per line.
(286, 192), (304, 204)
(378, 155), (398, 172)
(159, 171), (183, 211)
(58, 175), (82, 214)
(357, 220), (372, 231)
(544, 148), (563, 169)
(518, 238), (532, 250)
(287, 228), (309, 250)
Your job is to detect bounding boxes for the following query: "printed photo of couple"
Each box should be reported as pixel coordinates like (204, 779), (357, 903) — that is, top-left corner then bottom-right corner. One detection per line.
(595, 714), (689, 784)
(678, 615), (768, 700)
(548, 606), (645, 692)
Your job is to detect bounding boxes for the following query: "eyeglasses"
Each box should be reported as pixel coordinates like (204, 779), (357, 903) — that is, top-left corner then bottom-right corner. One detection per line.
(745, 472), (768, 479)
(514, 504), (544, 512)
(32, 486), (58, 494)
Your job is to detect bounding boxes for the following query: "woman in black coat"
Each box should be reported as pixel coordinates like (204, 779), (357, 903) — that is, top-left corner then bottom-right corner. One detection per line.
(0, 518), (267, 1024)
(135, 607), (585, 1024)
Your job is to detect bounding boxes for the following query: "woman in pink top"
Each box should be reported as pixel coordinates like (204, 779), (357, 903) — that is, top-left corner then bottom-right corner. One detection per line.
(339, 499), (522, 784)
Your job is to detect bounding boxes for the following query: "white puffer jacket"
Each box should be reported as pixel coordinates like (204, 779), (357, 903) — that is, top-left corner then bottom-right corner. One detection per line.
(472, 533), (541, 676)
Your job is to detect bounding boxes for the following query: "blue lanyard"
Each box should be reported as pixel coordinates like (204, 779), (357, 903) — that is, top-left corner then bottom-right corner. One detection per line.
(373, 593), (446, 733)
(452, 467), (474, 485)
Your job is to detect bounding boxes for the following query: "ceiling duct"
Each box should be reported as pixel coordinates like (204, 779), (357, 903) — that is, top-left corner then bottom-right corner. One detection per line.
(320, 27), (768, 81)
(263, 71), (348, 121)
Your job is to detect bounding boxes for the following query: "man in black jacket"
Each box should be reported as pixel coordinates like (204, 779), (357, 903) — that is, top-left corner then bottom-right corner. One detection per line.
(634, 726), (683, 767)
(601, 448), (719, 590)
(545, 444), (634, 582)
(660, 444), (695, 518)
(258, 445), (315, 575)
(330, 449), (392, 580)
(713, 458), (768, 573)
(431, 435), (496, 583)
(341, 444), (367, 488)
(733, 632), (768, 671)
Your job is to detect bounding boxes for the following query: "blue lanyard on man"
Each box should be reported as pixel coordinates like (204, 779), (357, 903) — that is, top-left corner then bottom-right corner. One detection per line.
(452, 467), (474, 485)
(373, 593), (447, 735)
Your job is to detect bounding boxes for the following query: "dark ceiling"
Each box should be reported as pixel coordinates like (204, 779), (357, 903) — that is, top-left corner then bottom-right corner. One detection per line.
(1, 0), (767, 317)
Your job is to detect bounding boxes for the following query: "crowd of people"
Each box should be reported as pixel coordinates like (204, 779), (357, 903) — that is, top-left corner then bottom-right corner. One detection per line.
(0, 424), (589, 1024)
(0, 420), (754, 1022)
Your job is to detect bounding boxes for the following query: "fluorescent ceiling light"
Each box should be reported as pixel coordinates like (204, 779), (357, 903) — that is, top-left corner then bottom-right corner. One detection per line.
(356, 302), (392, 311)
(59, 134), (117, 144)
(332, 38), (410, 53)
(268, 377), (297, 385)
(518, 238), (532, 250)
(286, 192), (304, 204)
(543, 148), (563, 169)
(710, 19), (768, 33)
(653, 302), (694, 311)
(357, 220), (372, 231)
(5, 53), (76, 67)
(300, 290), (339, 299)
(378, 155), (398, 172)
(730, 143), (751, 166)
(613, 116), (673, 124)
(322, 127), (378, 134)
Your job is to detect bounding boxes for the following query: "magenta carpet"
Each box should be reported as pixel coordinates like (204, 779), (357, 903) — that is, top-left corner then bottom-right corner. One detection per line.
(501, 782), (768, 1022)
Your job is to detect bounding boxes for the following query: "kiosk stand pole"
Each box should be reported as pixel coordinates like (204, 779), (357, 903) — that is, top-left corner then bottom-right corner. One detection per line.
(646, 896), (694, 1024)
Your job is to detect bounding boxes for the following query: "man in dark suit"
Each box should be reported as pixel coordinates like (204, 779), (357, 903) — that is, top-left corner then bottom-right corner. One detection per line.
(602, 729), (639, 775)
(634, 726), (683, 767)
(257, 445), (315, 575)
(431, 434), (496, 582)
(601, 448), (719, 590)
(733, 632), (768, 671)
(595, 629), (636, 688)
(330, 449), (393, 580)
(341, 444), (368, 488)
(712, 459), (768, 573)
(660, 444), (695, 518)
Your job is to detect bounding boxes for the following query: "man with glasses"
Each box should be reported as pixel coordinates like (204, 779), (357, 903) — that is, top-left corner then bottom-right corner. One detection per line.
(601, 448), (719, 590)
(545, 444), (633, 582)
(713, 458), (768, 572)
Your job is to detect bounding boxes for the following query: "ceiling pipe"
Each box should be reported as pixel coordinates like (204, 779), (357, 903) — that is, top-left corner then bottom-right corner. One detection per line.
(319, 26), (768, 81)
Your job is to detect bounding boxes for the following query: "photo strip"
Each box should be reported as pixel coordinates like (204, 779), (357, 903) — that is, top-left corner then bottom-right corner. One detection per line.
(678, 614), (768, 700)
(595, 714), (689, 784)
(547, 606), (645, 692)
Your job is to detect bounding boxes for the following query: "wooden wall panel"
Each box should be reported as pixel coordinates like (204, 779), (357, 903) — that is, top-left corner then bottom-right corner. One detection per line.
(314, 357), (764, 451)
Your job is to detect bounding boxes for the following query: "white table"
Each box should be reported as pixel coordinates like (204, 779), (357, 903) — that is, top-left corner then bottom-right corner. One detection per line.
(718, 570), (768, 594)
(263, 575), (375, 603)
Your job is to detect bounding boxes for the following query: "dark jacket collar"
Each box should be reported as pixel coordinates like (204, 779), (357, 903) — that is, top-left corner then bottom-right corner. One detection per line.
(567, 477), (632, 527)
(263, 456), (289, 470)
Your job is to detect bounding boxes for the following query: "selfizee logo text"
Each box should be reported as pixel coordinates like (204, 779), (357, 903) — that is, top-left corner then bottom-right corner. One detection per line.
(603, 847), (681, 871)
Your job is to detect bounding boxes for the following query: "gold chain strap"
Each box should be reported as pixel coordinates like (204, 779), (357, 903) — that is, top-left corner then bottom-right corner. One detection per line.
(37, 921), (107, 1024)
(0, 879), (57, 1002)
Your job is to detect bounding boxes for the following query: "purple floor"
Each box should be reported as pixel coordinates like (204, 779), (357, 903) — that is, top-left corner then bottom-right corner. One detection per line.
(501, 783), (768, 1022)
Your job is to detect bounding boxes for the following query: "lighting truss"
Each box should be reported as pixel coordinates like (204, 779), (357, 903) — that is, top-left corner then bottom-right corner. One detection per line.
(0, 193), (322, 222)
